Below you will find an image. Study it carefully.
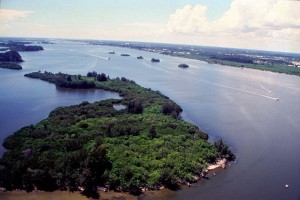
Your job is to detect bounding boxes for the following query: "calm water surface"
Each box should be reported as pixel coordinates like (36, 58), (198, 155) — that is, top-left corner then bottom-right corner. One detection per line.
(0, 41), (299, 200)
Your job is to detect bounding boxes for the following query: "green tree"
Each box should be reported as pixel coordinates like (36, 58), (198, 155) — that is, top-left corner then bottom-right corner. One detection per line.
(81, 145), (111, 198)
(148, 125), (157, 139)
(127, 100), (143, 114)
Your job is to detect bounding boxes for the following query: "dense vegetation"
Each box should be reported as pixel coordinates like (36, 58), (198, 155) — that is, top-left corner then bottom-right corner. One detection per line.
(210, 54), (254, 64)
(0, 51), (23, 62)
(0, 63), (22, 70)
(25, 71), (97, 89)
(0, 71), (234, 198)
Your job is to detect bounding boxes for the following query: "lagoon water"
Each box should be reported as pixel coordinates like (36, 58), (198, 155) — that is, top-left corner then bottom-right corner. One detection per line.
(0, 41), (299, 200)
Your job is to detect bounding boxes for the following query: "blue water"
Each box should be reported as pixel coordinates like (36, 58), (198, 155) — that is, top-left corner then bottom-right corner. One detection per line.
(0, 41), (299, 199)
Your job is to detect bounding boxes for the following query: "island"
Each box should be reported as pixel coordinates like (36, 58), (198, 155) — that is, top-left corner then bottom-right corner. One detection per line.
(0, 51), (24, 62)
(0, 63), (22, 70)
(151, 58), (160, 62)
(10, 45), (44, 52)
(0, 41), (44, 52)
(137, 56), (144, 59)
(178, 63), (189, 68)
(0, 71), (235, 199)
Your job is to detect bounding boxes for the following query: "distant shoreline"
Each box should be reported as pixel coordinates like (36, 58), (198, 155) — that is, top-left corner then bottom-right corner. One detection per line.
(93, 42), (300, 77)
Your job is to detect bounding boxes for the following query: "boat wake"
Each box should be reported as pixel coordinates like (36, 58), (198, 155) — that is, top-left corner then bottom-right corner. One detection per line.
(198, 79), (279, 101)
(75, 50), (110, 60)
(259, 84), (272, 93)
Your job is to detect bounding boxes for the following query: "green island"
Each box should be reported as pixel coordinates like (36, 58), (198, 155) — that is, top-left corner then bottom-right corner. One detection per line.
(9, 45), (44, 52)
(0, 41), (44, 52)
(0, 71), (234, 198)
(0, 51), (24, 62)
(0, 63), (22, 70)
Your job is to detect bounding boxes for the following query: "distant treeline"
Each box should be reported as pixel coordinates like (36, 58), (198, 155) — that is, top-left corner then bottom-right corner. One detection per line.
(210, 55), (254, 64)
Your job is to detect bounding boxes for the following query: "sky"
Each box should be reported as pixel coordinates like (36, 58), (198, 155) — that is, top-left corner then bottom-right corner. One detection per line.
(1, 0), (300, 53)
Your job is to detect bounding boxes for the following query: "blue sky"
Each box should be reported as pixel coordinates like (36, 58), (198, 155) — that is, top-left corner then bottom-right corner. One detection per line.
(1, 0), (231, 29)
(1, 0), (300, 52)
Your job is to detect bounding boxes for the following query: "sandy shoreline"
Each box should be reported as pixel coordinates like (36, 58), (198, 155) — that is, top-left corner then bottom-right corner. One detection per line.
(206, 158), (227, 171)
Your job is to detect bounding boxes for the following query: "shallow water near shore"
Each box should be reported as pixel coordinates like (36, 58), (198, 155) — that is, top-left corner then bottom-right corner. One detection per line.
(0, 41), (300, 200)
(0, 190), (137, 200)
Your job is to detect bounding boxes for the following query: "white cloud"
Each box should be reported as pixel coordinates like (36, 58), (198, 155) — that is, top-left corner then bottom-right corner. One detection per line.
(167, 0), (300, 52)
(0, 9), (55, 39)
(167, 4), (209, 34)
(0, 9), (34, 34)
(264, 0), (300, 29)
(0, 9), (33, 22)
(168, 0), (300, 33)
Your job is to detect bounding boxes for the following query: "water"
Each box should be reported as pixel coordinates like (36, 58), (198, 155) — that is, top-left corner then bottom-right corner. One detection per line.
(1, 41), (300, 200)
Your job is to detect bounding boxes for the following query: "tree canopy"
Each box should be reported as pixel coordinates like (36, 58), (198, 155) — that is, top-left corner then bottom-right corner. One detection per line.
(0, 71), (235, 198)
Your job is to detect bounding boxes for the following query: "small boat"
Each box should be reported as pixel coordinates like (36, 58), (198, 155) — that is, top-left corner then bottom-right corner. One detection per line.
(151, 58), (160, 62)
(121, 54), (130, 56)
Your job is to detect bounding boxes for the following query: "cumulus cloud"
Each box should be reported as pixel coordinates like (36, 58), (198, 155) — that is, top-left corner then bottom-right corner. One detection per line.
(167, 0), (300, 35)
(167, 4), (209, 34)
(167, 0), (300, 51)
